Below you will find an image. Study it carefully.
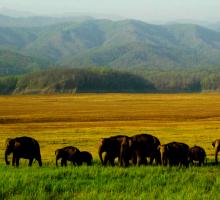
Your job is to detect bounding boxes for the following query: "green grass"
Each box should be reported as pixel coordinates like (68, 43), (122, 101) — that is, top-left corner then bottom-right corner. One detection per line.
(0, 164), (219, 200)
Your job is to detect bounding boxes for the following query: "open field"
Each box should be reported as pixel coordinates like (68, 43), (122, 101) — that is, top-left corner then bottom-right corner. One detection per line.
(0, 93), (220, 163)
(0, 93), (220, 199)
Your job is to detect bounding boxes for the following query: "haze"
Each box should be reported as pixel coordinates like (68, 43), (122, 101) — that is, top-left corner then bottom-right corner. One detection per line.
(0, 0), (220, 22)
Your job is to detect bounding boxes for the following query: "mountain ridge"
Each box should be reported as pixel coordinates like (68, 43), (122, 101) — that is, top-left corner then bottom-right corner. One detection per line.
(1, 16), (220, 76)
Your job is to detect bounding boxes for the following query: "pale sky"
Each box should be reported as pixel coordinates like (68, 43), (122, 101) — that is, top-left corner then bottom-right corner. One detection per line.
(0, 0), (220, 22)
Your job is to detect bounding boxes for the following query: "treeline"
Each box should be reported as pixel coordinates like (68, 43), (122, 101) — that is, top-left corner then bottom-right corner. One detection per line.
(11, 68), (154, 94)
(135, 66), (220, 92)
(1, 67), (220, 94)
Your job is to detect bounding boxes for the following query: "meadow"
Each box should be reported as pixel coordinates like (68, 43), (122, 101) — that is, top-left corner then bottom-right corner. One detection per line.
(0, 93), (220, 199)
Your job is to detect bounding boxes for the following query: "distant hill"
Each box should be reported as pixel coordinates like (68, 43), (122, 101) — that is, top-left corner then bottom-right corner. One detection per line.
(0, 49), (48, 76)
(1, 16), (220, 94)
(1, 16), (220, 72)
(0, 14), (91, 27)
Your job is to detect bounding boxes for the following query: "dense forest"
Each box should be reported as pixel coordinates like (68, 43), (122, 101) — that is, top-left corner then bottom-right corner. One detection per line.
(0, 67), (220, 94)
(1, 15), (220, 94)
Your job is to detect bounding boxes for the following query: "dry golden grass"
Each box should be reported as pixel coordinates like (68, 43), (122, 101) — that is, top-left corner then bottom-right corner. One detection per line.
(0, 93), (220, 164)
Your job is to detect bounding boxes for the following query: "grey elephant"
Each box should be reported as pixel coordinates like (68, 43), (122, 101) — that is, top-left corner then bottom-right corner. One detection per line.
(55, 146), (82, 166)
(121, 134), (161, 166)
(159, 142), (189, 167)
(98, 135), (129, 166)
(188, 145), (206, 166)
(80, 151), (93, 166)
(5, 136), (42, 167)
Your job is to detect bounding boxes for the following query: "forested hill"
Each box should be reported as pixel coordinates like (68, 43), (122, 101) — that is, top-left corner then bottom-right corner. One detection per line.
(1, 15), (220, 93)
(0, 15), (220, 72)
(9, 68), (154, 94)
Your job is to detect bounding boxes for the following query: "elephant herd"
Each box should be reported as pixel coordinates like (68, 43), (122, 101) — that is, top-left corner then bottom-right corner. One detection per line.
(4, 135), (220, 167)
(98, 134), (216, 167)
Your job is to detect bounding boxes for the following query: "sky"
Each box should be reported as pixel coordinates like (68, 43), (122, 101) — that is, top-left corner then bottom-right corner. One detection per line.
(0, 0), (219, 22)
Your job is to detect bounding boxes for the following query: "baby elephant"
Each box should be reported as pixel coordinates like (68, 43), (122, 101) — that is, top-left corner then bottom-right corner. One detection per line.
(55, 146), (82, 166)
(80, 151), (93, 166)
(188, 146), (206, 166)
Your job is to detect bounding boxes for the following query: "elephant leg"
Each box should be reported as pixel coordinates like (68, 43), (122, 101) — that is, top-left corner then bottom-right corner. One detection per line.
(76, 159), (82, 166)
(12, 155), (16, 166)
(123, 157), (129, 167)
(15, 157), (20, 167)
(149, 156), (154, 165)
(36, 155), (42, 167)
(61, 158), (67, 166)
(103, 154), (109, 166)
(72, 161), (76, 166)
(87, 161), (92, 166)
(28, 158), (33, 167)
(183, 158), (189, 168)
(142, 157), (148, 165)
(132, 154), (137, 166)
(189, 158), (193, 166)
(110, 157), (115, 166)
(38, 159), (42, 167)
(136, 155), (142, 166)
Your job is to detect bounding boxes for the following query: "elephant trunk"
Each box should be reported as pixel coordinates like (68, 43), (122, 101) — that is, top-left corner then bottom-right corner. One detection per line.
(161, 152), (167, 166)
(56, 156), (59, 166)
(215, 148), (218, 164)
(5, 150), (10, 165)
(98, 146), (104, 165)
(120, 142), (129, 167)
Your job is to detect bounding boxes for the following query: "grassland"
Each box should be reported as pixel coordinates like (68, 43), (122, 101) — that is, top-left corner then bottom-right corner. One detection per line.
(1, 165), (219, 200)
(0, 93), (220, 199)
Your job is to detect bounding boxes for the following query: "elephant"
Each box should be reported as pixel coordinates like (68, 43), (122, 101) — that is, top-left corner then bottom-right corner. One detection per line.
(124, 134), (161, 166)
(188, 146), (206, 166)
(5, 136), (42, 167)
(80, 151), (93, 166)
(55, 146), (82, 166)
(212, 139), (220, 164)
(119, 136), (131, 167)
(159, 142), (189, 167)
(98, 135), (129, 166)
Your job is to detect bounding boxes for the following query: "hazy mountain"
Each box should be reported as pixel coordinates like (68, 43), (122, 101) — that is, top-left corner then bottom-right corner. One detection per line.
(0, 49), (48, 76)
(1, 16), (220, 75)
(0, 14), (92, 27)
(0, 7), (35, 17)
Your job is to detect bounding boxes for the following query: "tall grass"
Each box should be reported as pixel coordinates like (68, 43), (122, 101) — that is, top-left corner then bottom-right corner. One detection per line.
(0, 165), (219, 200)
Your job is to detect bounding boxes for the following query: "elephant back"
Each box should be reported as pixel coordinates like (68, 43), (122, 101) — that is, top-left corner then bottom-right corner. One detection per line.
(166, 142), (189, 164)
(189, 146), (206, 160)
(14, 136), (40, 154)
(131, 134), (160, 155)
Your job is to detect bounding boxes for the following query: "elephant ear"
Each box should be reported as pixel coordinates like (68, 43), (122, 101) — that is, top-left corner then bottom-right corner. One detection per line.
(212, 141), (216, 147)
(100, 138), (105, 144)
(55, 149), (61, 155)
(69, 148), (77, 155)
(5, 138), (13, 146)
(14, 141), (21, 148)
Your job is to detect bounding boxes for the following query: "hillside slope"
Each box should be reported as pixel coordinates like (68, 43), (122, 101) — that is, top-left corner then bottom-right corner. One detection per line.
(1, 17), (220, 71)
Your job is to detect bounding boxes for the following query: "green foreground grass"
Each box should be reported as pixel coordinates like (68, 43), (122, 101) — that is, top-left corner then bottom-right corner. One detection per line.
(1, 164), (220, 200)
